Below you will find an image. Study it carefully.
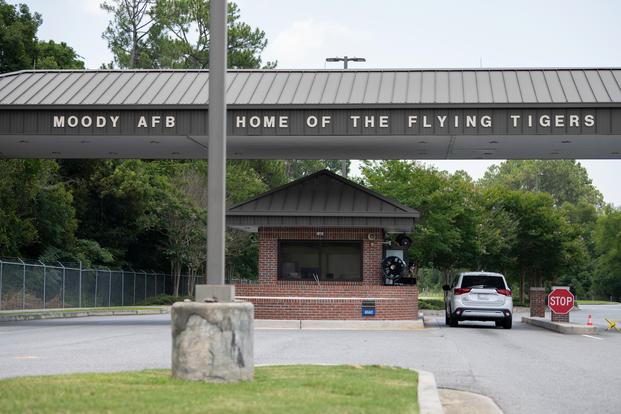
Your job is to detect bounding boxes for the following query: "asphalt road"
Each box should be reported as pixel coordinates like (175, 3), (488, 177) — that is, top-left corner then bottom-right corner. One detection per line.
(1, 307), (621, 414)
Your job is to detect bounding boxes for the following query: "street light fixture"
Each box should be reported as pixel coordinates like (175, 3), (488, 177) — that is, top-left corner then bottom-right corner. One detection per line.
(326, 56), (367, 177)
(325, 56), (366, 70)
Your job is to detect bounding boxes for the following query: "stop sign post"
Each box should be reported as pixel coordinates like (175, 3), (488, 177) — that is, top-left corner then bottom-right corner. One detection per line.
(548, 287), (574, 322)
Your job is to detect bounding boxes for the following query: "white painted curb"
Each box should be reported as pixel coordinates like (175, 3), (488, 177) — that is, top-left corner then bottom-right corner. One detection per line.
(418, 370), (445, 414)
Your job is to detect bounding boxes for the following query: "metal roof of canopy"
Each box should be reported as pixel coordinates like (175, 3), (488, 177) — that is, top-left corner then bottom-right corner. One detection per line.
(2, 68), (621, 160)
(1, 68), (621, 108)
(227, 169), (419, 232)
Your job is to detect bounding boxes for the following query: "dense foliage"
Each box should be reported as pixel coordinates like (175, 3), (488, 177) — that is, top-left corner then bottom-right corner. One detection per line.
(0, 1), (83, 72)
(361, 160), (619, 301)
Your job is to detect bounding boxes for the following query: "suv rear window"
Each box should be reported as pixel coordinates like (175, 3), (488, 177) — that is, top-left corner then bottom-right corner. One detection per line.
(460, 275), (506, 289)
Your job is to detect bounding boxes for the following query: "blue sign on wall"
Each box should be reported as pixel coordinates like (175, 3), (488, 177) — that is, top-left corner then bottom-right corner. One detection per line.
(362, 308), (376, 317)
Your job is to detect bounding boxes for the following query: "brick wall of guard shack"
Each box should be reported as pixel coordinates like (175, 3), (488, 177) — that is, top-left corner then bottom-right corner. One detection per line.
(235, 227), (419, 320)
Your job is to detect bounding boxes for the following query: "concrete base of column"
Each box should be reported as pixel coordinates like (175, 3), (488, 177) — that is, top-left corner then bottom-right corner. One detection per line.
(171, 301), (254, 382)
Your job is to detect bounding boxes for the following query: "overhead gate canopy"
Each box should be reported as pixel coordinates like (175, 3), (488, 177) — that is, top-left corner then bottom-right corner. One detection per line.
(1, 68), (621, 159)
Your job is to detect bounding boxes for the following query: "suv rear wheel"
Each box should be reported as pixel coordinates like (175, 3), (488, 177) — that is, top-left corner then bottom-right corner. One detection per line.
(447, 307), (458, 327)
(503, 317), (512, 329)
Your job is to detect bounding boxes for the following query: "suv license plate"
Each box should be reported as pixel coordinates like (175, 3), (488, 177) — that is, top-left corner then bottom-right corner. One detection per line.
(478, 294), (490, 300)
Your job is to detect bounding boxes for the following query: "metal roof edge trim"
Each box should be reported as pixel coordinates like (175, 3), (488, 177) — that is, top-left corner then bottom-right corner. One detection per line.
(3, 67), (621, 77)
(2, 104), (620, 110)
(226, 211), (421, 218)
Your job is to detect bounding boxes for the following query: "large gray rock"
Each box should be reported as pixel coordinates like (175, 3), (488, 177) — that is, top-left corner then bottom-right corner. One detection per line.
(171, 301), (254, 382)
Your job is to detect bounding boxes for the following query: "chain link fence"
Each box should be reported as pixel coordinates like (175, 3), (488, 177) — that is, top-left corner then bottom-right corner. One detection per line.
(0, 257), (171, 311)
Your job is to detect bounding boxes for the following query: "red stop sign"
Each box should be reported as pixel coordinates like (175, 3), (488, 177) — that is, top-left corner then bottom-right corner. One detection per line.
(548, 289), (575, 314)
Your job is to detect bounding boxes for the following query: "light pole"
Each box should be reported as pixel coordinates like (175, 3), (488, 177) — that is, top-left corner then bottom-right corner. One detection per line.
(326, 56), (366, 177)
(326, 56), (366, 70)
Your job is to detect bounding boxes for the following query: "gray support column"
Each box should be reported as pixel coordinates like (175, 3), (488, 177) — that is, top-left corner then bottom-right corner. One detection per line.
(108, 270), (112, 307)
(207, 0), (228, 286)
(121, 270), (125, 306)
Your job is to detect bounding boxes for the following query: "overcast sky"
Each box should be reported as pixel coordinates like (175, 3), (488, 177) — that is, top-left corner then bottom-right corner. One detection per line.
(20, 0), (621, 205)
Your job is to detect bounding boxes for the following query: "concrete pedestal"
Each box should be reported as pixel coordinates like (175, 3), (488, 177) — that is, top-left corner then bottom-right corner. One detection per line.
(171, 301), (254, 382)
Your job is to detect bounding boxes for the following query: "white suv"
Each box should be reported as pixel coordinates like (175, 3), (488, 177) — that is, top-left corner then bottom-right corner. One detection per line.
(442, 272), (513, 329)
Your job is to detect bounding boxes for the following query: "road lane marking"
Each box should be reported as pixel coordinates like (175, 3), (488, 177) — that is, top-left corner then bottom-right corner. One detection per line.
(14, 355), (40, 359)
(582, 335), (603, 340)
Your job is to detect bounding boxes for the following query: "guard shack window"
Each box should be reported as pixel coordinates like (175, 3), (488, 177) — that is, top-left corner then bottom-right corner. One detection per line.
(278, 241), (362, 281)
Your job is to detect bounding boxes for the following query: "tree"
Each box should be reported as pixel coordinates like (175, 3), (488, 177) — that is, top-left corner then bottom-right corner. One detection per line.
(102, 0), (274, 69)
(0, 160), (79, 260)
(486, 188), (573, 302)
(101, 0), (155, 68)
(150, 0), (273, 69)
(361, 161), (481, 283)
(0, 1), (84, 73)
(0, 1), (40, 73)
(35, 40), (84, 69)
(480, 160), (603, 208)
(592, 209), (621, 300)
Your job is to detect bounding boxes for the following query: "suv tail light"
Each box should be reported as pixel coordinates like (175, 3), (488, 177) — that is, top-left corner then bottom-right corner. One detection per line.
(454, 288), (472, 295)
(496, 289), (512, 296)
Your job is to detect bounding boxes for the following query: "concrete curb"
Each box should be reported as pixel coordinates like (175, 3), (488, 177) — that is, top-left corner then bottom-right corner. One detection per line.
(254, 319), (424, 330)
(521, 316), (599, 334)
(0, 308), (170, 322)
(418, 370), (445, 414)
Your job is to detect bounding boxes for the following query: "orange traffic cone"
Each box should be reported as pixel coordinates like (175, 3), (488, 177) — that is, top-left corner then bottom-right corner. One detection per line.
(586, 314), (593, 327)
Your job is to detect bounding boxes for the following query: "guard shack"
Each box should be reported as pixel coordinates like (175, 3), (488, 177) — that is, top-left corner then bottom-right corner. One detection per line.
(227, 169), (420, 320)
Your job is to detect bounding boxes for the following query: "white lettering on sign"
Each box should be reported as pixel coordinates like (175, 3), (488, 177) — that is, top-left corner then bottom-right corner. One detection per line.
(53, 115), (172, 129)
(508, 114), (595, 128)
(249, 116), (261, 128)
(50, 112), (598, 132)
(408, 115), (417, 128)
(549, 296), (574, 307)
(322, 116), (331, 128)
(136, 115), (175, 128)
(423, 116), (432, 128)
(306, 115), (318, 128)
(379, 116), (389, 128)
(481, 115), (492, 128)
(466, 115), (476, 128)
(437, 115), (447, 128)
(235, 115), (289, 129)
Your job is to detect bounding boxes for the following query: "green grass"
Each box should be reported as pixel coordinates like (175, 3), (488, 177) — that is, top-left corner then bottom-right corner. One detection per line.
(0, 365), (418, 414)
(577, 300), (620, 305)
(418, 297), (444, 310)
